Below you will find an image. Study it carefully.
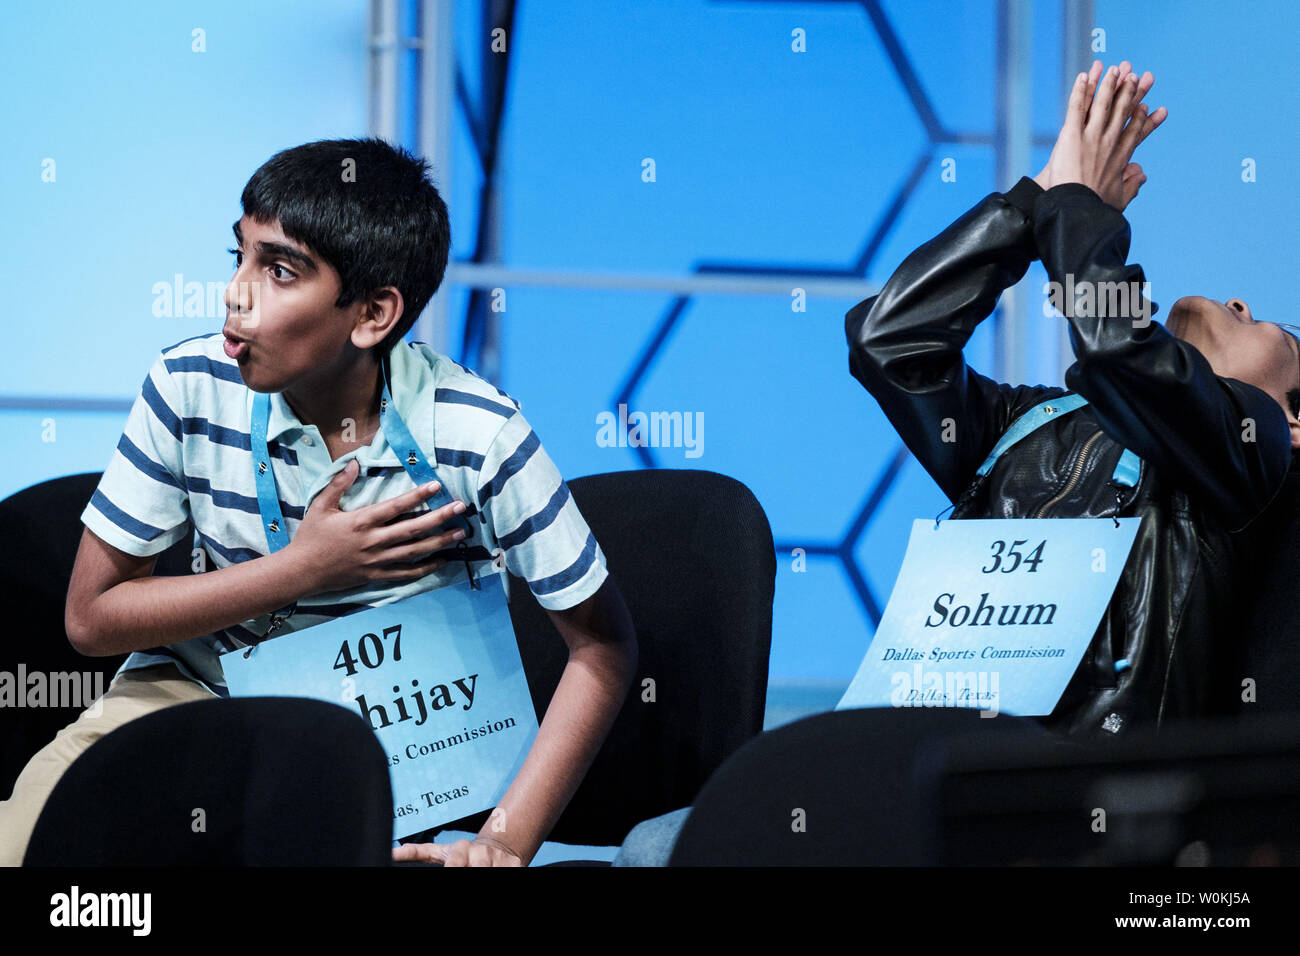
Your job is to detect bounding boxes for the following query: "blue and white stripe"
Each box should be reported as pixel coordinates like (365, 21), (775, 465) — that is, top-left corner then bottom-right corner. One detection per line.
(81, 332), (607, 694)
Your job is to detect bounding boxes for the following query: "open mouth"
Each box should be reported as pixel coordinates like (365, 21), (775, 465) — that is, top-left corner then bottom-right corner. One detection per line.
(223, 336), (249, 360)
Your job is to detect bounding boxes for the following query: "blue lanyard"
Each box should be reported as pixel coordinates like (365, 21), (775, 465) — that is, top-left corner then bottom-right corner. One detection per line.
(975, 395), (1141, 487)
(247, 353), (478, 646)
(936, 395), (1143, 527)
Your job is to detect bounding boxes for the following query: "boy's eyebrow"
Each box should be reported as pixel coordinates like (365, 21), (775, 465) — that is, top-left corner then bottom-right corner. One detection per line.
(230, 221), (320, 275)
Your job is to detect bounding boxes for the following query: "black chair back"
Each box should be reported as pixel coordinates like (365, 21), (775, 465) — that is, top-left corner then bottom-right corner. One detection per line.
(668, 707), (1042, 865)
(0, 472), (193, 797)
(493, 468), (775, 846)
(24, 696), (393, 865)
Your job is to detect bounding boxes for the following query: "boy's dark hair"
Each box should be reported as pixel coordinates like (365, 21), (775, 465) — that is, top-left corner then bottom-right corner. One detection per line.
(240, 137), (450, 354)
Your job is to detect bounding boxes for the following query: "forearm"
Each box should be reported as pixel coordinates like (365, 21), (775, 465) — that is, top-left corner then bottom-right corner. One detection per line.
(477, 636), (636, 863)
(847, 178), (1041, 383)
(845, 175), (1061, 500)
(1036, 184), (1290, 528)
(73, 547), (314, 656)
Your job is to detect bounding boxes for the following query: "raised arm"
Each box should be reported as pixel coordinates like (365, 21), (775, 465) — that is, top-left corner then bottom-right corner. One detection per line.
(1035, 61), (1291, 530)
(845, 176), (1065, 504)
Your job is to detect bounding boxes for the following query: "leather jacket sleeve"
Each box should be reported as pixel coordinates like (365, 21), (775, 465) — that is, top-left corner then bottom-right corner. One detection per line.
(844, 176), (1066, 504)
(1036, 183), (1292, 532)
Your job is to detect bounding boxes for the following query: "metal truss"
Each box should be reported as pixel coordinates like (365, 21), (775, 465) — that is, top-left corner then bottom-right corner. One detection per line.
(391, 0), (1088, 631)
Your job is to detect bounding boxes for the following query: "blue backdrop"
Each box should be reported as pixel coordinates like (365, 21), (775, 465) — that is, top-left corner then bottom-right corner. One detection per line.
(3, 0), (1296, 712)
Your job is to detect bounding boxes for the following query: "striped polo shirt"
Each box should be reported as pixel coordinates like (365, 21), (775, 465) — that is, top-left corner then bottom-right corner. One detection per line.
(80, 332), (608, 696)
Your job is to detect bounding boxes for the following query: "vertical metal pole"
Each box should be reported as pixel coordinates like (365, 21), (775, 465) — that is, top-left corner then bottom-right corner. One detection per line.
(459, 0), (513, 384)
(1058, 0), (1096, 385)
(369, 0), (399, 143)
(995, 0), (1032, 385)
(417, 0), (455, 352)
(478, 155), (504, 385)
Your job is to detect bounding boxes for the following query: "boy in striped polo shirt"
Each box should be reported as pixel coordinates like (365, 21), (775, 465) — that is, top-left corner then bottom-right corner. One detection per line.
(0, 138), (637, 867)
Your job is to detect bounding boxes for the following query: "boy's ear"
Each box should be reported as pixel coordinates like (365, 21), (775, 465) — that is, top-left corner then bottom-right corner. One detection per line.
(352, 287), (405, 349)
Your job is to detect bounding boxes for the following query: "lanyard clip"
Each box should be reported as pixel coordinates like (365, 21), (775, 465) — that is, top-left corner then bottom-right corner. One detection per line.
(259, 605), (296, 645)
(243, 604), (296, 657)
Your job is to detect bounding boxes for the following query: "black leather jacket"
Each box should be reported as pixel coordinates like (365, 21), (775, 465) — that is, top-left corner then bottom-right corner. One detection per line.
(845, 176), (1292, 737)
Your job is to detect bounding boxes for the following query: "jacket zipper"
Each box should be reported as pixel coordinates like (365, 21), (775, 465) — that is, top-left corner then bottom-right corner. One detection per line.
(1033, 429), (1104, 518)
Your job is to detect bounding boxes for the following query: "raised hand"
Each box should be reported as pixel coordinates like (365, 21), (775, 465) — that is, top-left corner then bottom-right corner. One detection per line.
(1033, 60), (1167, 210)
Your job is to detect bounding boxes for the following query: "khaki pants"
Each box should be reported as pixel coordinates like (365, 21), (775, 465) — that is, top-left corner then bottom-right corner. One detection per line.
(0, 663), (214, 866)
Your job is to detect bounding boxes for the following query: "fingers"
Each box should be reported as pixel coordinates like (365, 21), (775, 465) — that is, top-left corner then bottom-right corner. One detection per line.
(380, 523), (467, 568)
(1115, 69), (1154, 137)
(1117, 97), (1168, 164)
(391, 838), (519, 866)
(1135, 103), (1168, 147)
(1119, 162), (1147, 209)
(1065, 68), (1092, 131)
(1121, 172), (1145, 209)
(1086, 59), (1103, 104)
(392, 842), (449, 864)
(1105, 68), (1141, 141)
(432, 840), (473, 867)
(1130, 70), (1154, 114)
(369, 497), (471, 579)
(1084, 62), (1166, 189)
(1072, 60), (1104, 128)
(311, 459), (359, 512)
(380, 497), (469, 544)
(370, 479), (445, 525)
(1122, 162), (1147, 194)
(1117, 102), (1151, 156)
(1089, 63), (1159, 133)
(1089, 63), (1124, 133)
